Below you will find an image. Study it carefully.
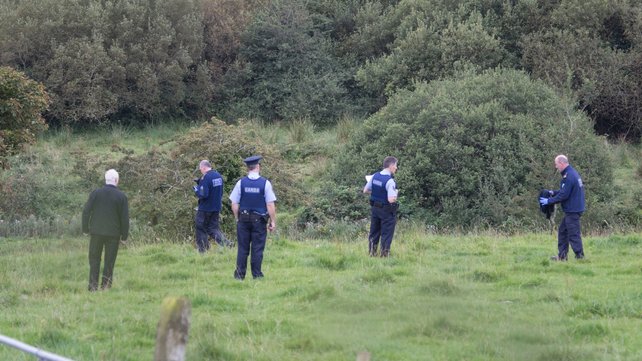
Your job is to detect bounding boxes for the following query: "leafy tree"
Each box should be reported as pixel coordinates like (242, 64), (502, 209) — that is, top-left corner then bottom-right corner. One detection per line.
(519, 0), (642, 141)
(0, 0), (209, 125)
(353, 1), (508, 105)
(0, 66), (49, 167)
(331, 69), (614, 231)
(220, 0), (351, 125)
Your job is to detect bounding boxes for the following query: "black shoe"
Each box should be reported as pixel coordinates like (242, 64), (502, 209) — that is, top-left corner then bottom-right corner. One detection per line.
(368, 243), (378, 257)
(233, 270), (245, 280)
(380, 249), (390, 257)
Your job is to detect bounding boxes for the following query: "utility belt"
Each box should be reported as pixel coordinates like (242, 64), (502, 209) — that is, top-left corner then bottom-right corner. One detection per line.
(239, 210), (269, 223)
(370, 200), (398, 212)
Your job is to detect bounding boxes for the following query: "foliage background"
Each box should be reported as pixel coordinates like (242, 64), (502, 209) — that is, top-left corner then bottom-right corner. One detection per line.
(1, 0), (641, 238)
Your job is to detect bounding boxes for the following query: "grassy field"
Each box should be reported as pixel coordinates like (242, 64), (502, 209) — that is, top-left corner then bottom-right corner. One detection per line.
(1, 230), (641, 361)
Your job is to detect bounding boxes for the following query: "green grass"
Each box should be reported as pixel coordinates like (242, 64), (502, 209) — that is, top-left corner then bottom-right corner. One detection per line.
(1, 231), (641, 360)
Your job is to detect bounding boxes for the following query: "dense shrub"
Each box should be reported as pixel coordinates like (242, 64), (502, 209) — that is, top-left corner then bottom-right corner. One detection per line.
(218, 0), (352, 125)
(115, 118), (306, 241)
(0, 67), (49, 168)
(0, 0), (209, 125)
(330, 68), (616, 231)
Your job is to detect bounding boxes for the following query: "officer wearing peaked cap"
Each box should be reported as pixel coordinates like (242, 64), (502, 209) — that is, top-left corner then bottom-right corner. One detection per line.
(229, 155), (277, 280)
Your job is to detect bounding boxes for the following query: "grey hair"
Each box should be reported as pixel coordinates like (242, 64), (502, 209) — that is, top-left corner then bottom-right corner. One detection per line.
(555, 155), (569, 164)
(105, 169), (119, 185)
(199, 160), (211, 168)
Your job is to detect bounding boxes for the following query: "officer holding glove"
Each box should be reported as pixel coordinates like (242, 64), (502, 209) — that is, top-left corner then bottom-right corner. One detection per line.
(539, 155), (586, 261)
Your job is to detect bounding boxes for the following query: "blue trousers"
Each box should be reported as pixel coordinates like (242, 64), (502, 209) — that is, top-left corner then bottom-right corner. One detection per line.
(558, 212), (584, 259)
(235, 218), (267, 279)
(195, 210), (228, 252)
(368, 206), (397, 256)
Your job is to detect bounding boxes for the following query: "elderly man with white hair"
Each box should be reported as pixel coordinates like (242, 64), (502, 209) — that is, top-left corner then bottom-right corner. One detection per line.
(82, 169), (129, 291)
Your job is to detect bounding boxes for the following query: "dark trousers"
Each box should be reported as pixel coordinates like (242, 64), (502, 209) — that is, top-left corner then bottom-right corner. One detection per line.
(88, 234), (120, 291)
(195, 210), (229, 252)
(235, 218), (267, 279)
(368, 206), (397, 257)
(558, 212), (584, 259)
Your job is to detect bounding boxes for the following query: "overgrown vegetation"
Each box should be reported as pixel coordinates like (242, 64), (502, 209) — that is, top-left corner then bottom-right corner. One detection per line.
(0, 67), (49, 168)
(331, 69), (625, 230)
(114, 117), (307, 241)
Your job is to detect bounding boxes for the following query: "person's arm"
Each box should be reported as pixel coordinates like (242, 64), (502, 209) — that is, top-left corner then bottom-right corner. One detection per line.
(231, 203), (240, 222)
(363, 176), (373, 194)
(120, 194), (129, 241)
(229, 180), (242, 221)
(267, 202), (276, 232)
(81, 191), (96, 234)
(548, 179), (572, 204)
(195, 175), (210, 199)
(386, 179), (398, 203)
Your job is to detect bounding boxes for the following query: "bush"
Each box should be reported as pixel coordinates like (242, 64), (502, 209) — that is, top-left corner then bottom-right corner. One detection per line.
(115, 118), (307, 242)
(331, 68), (616, 231)
(0, 67), (49, 167)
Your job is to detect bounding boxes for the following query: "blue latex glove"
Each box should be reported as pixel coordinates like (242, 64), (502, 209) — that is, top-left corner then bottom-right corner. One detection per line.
(539, 197), (550, 206)
(193, 185), (199, 192)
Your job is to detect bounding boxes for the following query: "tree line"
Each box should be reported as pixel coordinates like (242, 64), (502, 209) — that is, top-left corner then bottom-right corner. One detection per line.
(1, 0), (641, 141)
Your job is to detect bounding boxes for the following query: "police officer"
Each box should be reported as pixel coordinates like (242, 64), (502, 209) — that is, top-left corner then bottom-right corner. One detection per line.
(82, 169), (129, 291)
(539, 154), (586, 261)
(230, 155), (277, 279)
(363, 156), (399, 257)
(193, 160), (230, 253)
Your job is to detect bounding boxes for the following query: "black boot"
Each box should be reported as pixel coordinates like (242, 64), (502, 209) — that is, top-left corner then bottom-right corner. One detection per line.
(368, 241), (378, 257)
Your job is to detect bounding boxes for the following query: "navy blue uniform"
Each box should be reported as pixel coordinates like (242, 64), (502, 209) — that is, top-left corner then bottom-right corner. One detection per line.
(235, 176), (269, 279)
(194, 169), (227, 252)
(548, 165), (585, 259)
(367, 171), (398, 257)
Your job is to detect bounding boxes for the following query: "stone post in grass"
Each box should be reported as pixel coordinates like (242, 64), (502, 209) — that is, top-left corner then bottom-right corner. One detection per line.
(154, 296), (191, 361)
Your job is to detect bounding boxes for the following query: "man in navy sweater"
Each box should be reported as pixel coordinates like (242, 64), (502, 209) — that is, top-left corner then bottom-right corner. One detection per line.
(193, 160), (231, 252)
(540, 155), (586, 261)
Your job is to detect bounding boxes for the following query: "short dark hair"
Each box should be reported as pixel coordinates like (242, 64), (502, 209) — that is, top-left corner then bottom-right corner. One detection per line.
(383, 156), (398, 168)
(248, 163), (259, 171)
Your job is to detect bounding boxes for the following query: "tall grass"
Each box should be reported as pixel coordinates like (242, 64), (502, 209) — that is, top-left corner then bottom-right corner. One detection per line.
(1, 232), (641, 360)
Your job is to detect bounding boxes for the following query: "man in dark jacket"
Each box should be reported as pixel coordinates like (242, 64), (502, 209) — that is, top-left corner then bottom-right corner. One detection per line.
(539, 155), (586, 261)
(82, 169), (129, 291)
(193, 160), (231, 252)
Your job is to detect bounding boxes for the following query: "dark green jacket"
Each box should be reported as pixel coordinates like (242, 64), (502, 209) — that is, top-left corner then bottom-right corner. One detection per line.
(82, 184), (129, 239)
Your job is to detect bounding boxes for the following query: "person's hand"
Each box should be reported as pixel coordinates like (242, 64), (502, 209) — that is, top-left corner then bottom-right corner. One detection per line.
(268, 221), (276, 232)
(548, 190), (554, 196)
(539, 197), (550, 206)
(193, 185), (198, 192)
